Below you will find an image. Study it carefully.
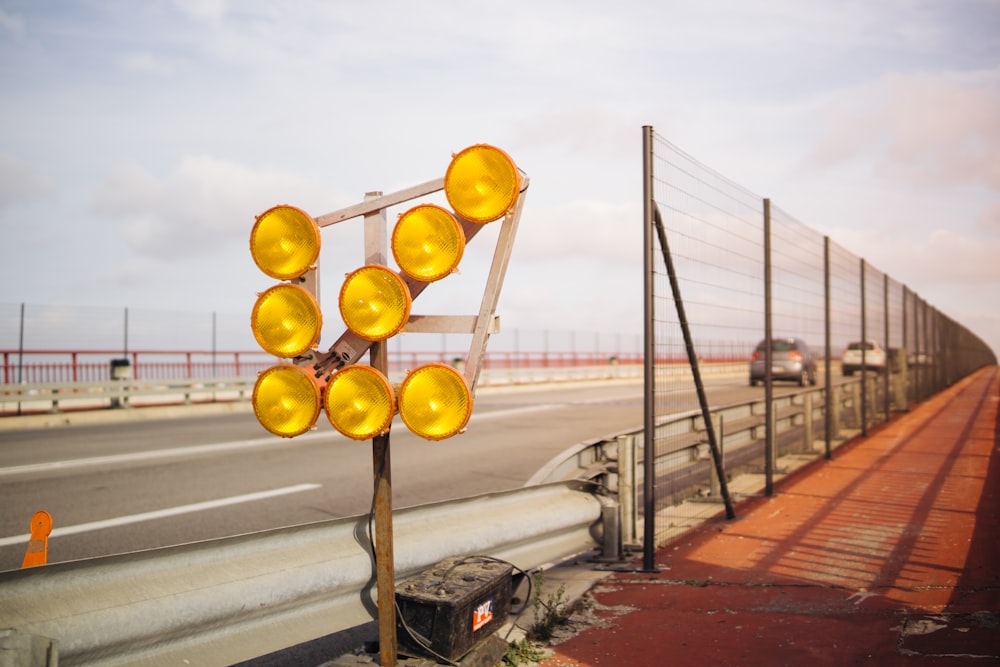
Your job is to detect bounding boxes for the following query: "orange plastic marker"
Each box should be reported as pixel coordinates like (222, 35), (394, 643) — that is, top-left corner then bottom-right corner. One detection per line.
(21, 510), (52, 568)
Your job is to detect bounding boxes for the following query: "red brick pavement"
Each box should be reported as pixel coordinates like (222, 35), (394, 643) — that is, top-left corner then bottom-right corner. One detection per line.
(537, 366), (1000, 666)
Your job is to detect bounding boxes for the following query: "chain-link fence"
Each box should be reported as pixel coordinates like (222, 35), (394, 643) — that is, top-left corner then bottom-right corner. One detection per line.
(642, 126), (996, 561)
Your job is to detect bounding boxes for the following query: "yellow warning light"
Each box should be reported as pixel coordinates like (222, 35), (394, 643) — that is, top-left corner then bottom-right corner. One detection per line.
(339, 265), (412, 341)
(251, 283), (322, 358)
(392, 204), (466, 282)
(324, 365), (396, 440)
(444, 144), (520, 224)
(250, 205), (321, 281)
(398, 363), (473, 440)
(252, 364), (322, 438)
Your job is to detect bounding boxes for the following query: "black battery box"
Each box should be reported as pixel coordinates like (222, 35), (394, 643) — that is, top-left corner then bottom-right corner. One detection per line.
(395, 556), (514, 661)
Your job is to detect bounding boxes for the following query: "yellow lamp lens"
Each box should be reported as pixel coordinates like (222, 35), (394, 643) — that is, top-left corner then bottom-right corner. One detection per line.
(339, 265), (411, 341)
(250, 205), (321, 281)
(324, 365), (396, 440)
(444, 144), (520, 224)
(251, 283), (322, 358)
(392, 204), (466, 282)
(398, 363), (473, 440)
(252, 364), (321, 438)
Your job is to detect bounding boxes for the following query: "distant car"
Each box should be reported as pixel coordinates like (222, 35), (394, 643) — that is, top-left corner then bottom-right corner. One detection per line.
(749, 337), (817, 386)
(841, 340), (886, 376)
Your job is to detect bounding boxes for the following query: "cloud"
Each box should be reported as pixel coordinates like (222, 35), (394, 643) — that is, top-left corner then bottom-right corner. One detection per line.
(821, 223), (1000, 290)
(117, 51), (176, 76)
(807, 70), (1000, 191)
(0, 153), (55, 209)
(0, 8), (24, 34)
(91, 156), (341, 260)
(171, 0), (229, 23)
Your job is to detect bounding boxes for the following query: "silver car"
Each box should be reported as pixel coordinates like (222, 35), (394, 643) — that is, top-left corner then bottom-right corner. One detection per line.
(749, 337), (818, 386)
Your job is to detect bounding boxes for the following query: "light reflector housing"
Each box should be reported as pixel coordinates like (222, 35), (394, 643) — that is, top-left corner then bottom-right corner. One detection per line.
(251, 283), (322, 358)
(250, 205), (321, 281)
(444, 144), (520, 224)
(392, 204), (465, 282)
(252, 364), (321, 438)
(339, 265), (412, 341)
(398, 363), (472, 440)
(324, 365), (396, 440)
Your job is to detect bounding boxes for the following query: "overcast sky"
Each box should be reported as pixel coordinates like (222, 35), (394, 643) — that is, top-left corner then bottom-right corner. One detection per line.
(1, 0), (998, 356)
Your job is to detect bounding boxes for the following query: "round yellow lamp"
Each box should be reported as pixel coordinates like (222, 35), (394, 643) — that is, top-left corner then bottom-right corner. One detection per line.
(339, 265), (411, 341)
(324, 365), (396, 440)
(251, 283), (322, 358)
(392, 204), (465, 282)
(250, 205), (321, 281)
(252, 364), (322, 438)
(398, 363), (473, 440)
(444, 144), (520, 224)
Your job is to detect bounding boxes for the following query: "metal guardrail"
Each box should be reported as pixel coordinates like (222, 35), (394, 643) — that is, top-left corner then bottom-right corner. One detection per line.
(0, 365), (654, 417)
(0, 368), (910, 665)
(0, 362), (755, 418)
(0, 481), (603, 666)
(528, 375), (896, 546)
(0, 376), (254, 415)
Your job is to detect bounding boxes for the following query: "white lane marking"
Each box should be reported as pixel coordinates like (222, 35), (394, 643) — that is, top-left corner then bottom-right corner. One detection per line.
(469, 404), (558, 421)
(0, 432), (331, 478)
(0, 483), (321, 547)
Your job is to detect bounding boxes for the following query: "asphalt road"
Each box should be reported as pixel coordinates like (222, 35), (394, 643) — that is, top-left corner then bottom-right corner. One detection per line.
(0, 374), (808, 572)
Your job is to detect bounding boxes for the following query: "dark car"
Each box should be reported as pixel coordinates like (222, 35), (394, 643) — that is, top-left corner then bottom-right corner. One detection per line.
(749, 337), (817, 386)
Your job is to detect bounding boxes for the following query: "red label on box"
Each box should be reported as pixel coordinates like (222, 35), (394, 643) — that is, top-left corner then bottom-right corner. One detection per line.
(472, 599), (494, 631)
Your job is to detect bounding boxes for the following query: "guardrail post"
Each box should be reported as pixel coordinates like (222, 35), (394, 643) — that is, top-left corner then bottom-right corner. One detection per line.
(0, 628), (57, 666)
(768, 401), (778, 473)
(829, 384), (842, 441)
(617, 434), (637, 548)
(867, 375), (878, 427)
(850, 381), (862, 431)
(893, 349), (909, 412)
(48, 389), (60, 414)
(600, 498), (622, 561)
(802, 392), (814, 454)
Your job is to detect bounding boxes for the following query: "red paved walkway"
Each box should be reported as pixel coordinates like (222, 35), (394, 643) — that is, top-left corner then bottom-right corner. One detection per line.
(538, 366), (1000, 666)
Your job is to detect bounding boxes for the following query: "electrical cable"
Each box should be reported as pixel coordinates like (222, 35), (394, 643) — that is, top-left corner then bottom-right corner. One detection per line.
(365, 441), (536, 662)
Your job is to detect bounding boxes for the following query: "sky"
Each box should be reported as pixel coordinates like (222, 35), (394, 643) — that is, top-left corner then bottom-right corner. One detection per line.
(1, 0), (998, 357)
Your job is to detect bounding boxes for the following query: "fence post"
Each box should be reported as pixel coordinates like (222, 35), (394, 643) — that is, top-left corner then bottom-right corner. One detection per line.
(763, 198), (774, 495)
(860, 258), (868, 436)
(823, 236), (832, 458)
(883, 273), (890, 424)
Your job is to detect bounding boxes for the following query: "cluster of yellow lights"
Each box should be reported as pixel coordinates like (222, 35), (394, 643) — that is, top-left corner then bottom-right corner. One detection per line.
(249, 145), (517, 440)
(249, 206), (323, 359)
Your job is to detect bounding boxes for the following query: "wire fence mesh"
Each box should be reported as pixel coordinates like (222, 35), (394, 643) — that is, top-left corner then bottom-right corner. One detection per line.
(643, 126), (996, 554)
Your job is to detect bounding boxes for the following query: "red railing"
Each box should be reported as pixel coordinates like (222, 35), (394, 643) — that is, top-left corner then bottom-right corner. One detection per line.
(2, 349), (656, 385)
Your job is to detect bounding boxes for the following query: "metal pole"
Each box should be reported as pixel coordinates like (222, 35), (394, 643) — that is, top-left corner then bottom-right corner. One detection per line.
(902, 285), (909, 408)
(823, 237), (832, 459)
(860, 259), (867, 436)
(212, 312), (217, 378)
(763, 199), (774, 495)
(883, 274), (890, 422)
(641, 125), (658, 572)
(17, 302), (25, 416)
(363, 192), (397, 666)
